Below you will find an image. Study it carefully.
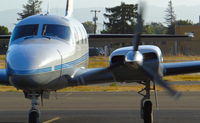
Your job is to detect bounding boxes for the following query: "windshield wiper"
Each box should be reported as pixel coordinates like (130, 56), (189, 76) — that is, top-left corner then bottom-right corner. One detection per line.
(42, 35), (51, 40)
(24, 36), (34, 40)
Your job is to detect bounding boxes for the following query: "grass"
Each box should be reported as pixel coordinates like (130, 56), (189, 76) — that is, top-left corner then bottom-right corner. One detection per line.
(88, 56), (109, 68)
(164, 75), (200, 82)
(1, 85), (200, 92)
(164, 55), (200, 61)
(59, 85), (200, 92)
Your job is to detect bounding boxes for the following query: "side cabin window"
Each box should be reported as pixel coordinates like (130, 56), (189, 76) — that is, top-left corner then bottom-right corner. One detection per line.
(42, 24), (70, 40)
(79, 26), (86, 44)
(73, 24), (88, 45)
(74, 26), (82, 44)
(11, 24), (39, 41)
(85, 32), (88, 44)
(73, 27), (79, 44)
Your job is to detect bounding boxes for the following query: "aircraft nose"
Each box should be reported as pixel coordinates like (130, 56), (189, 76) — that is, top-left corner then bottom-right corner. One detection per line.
(6, 43), (61, 89)
(7, 45), (59, 71)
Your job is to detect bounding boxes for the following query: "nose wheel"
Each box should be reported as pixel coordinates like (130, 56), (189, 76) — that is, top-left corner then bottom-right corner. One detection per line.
(27, 93), (41, 123)
(142, 100), (153, 123)
(29, 108), (40, 123)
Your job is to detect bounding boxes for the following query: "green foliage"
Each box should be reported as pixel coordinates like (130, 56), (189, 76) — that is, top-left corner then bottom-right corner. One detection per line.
(0, 26), (10, 35)
(17, 0), (42, 20)
(102, 2), (138, 34)
(82, 21), (95, 34)
(144, 22), (167, 34)
(165, 0), (176, 34)
(176, 20), (193, 26)
(110, 82), (118, 87)
(167, 23), (175, 34)
(165, 0), (176, 26)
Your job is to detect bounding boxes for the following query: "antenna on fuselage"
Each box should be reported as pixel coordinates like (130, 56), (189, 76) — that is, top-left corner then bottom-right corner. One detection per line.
(65, 0), (73, 17)
(65, 0), (69, 16)
(46, 0), (50, 14)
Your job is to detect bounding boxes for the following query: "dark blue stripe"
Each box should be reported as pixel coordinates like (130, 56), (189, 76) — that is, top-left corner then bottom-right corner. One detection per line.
(12, 67), (52, 75)
(55, 53), (89, 70)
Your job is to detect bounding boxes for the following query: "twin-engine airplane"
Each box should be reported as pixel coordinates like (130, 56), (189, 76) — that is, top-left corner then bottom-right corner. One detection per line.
(0, 0), (199, 123)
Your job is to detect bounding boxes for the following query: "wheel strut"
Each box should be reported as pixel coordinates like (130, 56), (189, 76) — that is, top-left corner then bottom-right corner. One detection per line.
(139, 81), (153, 123)
(28, 93), (41, 123)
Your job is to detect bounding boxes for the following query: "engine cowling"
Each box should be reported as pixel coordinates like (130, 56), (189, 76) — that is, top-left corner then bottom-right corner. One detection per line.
(109, 45), (163, 66)
(108, 45), (163, 82)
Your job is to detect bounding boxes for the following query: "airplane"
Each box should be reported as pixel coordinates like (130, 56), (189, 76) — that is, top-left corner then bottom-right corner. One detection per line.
(0, 0), (199, 123)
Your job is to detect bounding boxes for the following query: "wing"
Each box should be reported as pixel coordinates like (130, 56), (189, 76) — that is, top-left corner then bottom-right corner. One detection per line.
(89, 34), (191, 42)
(71, 34), (191, 85)
(70, 62), (148, 85)
(70, 67), (114, 85)
(0, 69), (9, 85)
(89, 34), (190, 39)
(88, 34), (191, 47)
(162, 61), (200, 76)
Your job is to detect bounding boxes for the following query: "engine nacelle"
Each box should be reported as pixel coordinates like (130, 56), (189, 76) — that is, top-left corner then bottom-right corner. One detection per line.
(109, 45), (163, 66)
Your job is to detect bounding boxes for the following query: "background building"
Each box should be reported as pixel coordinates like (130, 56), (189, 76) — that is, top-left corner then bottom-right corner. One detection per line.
(175, 25), (200, 55)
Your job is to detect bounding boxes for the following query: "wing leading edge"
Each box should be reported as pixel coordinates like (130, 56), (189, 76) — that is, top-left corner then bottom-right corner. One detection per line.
(70, 60), (200, 85)
(70, 67), (114, 85)
(162, 61), (200, 76)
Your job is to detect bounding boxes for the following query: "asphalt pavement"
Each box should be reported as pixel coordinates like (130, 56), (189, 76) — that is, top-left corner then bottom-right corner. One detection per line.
(0, 92), (200, 123)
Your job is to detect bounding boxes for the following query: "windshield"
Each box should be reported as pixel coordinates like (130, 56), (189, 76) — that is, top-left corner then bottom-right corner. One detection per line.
(11, 24), (38, 41)
(42, 24), (70, 40)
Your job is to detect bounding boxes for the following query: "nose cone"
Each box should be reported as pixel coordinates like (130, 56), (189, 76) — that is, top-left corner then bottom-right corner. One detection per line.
(7, 44), (59, 74)
(7, 40), (62, 89)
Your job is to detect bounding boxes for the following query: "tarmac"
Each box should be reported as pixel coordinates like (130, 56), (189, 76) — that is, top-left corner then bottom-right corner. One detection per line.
(0, 91), (200, 123)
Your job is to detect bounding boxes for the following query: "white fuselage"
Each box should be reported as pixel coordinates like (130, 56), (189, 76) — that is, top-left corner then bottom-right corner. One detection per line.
(6, 14), (89, 90)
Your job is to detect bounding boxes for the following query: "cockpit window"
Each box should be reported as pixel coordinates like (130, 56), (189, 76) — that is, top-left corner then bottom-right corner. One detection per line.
(42, 24), (70, 40)
(11, 24), (38, 41)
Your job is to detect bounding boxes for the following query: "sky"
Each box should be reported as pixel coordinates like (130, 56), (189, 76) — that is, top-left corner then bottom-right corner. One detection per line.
(1, 0), (200, 11)
(1, 0), (200, 31)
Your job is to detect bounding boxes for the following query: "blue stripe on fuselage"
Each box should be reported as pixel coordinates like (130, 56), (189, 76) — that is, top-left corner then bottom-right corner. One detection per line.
(54, 53), (88, 70)
(10, 53), (89, 75)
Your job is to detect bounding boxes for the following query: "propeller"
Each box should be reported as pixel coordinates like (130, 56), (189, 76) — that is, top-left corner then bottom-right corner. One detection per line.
(131, 2), (180, 98)
(132, 3), (143, 52)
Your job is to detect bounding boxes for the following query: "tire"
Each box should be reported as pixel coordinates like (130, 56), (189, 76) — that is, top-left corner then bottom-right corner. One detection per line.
(143, 101), (153, 123)
(29, 110), (40, 123)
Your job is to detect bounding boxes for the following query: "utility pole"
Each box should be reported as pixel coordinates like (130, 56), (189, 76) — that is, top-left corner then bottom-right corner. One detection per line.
(91, 10), (101, 34)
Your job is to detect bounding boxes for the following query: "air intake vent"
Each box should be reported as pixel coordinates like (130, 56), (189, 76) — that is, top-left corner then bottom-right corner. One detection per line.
(111, 55), (125, 64)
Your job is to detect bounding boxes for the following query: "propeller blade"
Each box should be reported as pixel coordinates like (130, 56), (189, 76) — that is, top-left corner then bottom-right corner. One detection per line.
(143, 66), (181, 98)
(153, 82), (159, 110)
(132, 3), (144, 52)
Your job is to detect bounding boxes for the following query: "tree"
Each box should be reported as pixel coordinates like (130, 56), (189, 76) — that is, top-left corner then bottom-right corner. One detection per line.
(144, 22), (167, 34)
(102, 2), (138, 34)
(17, 0), (42, 20)
(176, 20), (193, 26)
(0, 26), (10, 35)
(165, 0), (176, 34)
(82, 21), (95, 34)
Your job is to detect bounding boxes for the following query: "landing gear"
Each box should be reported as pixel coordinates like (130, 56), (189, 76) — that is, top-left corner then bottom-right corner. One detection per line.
(143, 101), (153, 123)
(29, 108), (40, 123)
(138, 81), (153, 123)
(23, 91), (50, 123)
(25, 92), (41, 123)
